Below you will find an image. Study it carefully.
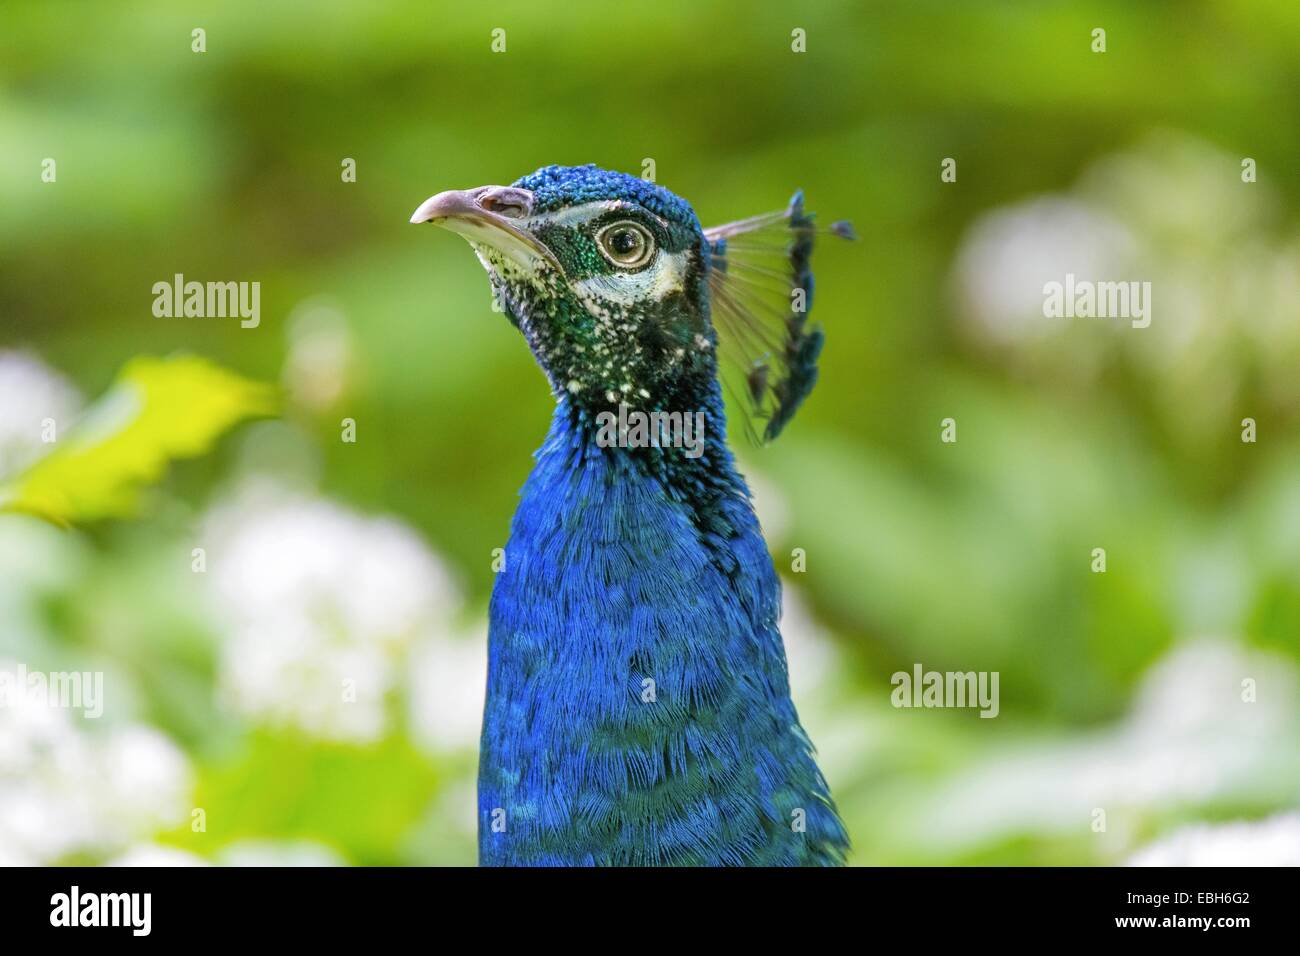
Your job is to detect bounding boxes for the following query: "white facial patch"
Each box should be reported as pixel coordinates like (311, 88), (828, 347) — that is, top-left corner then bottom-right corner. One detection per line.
(515, 200), (685, 311)
(572, 249), (689, 309)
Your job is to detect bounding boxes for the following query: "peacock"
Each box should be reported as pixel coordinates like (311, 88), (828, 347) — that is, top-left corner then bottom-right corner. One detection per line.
(412, 164), (853, 866)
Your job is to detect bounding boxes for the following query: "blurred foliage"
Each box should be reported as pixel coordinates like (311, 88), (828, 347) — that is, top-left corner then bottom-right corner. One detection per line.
(1, 0), (1298, 866)
(0, 355), (275, 524)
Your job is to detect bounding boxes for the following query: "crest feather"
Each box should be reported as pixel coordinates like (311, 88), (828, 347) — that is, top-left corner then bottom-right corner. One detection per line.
(704, 192), (854, 443)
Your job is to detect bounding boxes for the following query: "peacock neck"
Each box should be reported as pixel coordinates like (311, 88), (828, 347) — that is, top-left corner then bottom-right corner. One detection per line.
(542, 379), (748, 517)
(481, 372), (848, 865)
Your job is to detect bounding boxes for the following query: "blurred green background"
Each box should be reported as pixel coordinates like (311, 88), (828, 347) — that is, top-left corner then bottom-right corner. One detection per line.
(2, 0), (1299, 866)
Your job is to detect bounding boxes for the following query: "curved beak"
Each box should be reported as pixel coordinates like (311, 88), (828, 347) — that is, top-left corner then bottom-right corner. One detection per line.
(410, 185), (559, 271)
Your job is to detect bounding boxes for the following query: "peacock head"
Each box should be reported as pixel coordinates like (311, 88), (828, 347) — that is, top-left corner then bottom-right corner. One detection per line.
(412, 163), (851, 441)
(411, 164), (712, 415)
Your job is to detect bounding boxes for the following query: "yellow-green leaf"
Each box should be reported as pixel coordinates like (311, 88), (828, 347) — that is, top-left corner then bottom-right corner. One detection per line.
(0, 355), (277, 525)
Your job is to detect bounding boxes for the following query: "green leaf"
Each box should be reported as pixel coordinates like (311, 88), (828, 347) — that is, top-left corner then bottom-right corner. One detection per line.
(165, 730), (442, 866)
(0, 354), (276, 525)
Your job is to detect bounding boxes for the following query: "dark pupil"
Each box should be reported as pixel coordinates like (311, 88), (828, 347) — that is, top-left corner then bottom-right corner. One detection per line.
(610, 229), (640, 257)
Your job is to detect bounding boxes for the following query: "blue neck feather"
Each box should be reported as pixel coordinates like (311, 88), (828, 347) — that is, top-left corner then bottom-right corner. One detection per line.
(478, 384), (848, 865)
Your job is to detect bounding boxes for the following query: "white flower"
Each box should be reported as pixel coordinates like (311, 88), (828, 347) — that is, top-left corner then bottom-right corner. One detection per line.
(744, 468), (792, 544)
(215, 839), (346, 867)
(110, 839), (348, 867)
(202, 484), (461, 743)
(901, 639), (1300, 856)
(952, 198), (1136, 347)
(950, 134), (1300, 430)
(407, 627), (487, 754)
(779, 584), (838, 699)
(1128, 813), (1300, 866)
(0, 351), (82, 478)
(221, 618), (394, 743)
(0, 671), (193, 864)
(109, 845), (209, 867)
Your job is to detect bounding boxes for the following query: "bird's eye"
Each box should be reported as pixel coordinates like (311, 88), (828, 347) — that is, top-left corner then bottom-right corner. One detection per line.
(596, 221), (656, 270)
